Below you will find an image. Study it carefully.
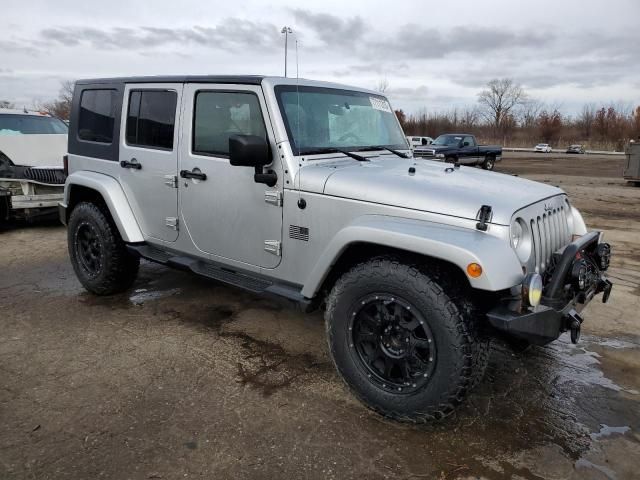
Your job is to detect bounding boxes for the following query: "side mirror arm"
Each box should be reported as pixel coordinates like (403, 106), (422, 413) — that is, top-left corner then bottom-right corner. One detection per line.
(254, 166), (277, 187)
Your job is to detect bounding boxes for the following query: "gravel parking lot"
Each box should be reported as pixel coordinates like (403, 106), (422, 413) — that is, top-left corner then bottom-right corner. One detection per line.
(1, 152), (639, 479)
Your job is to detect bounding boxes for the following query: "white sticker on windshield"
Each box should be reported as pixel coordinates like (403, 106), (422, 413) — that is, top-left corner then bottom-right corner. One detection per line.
(370, 97), (392, 113)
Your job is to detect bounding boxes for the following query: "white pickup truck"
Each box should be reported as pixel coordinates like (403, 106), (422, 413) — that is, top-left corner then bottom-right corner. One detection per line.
(0, 109), (68, 222)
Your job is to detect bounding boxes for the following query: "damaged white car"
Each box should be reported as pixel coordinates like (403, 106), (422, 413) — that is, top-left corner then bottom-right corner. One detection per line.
(0, 109), (68, 222)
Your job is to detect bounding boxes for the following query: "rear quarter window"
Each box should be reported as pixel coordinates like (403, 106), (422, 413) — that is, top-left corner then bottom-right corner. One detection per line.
(78, 89), (117, 143)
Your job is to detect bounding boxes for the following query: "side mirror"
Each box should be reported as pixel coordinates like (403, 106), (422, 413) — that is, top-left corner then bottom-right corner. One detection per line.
(229, 134), (270, 167)
(229, 134), (277, 187)
(463, 141), (470, 147)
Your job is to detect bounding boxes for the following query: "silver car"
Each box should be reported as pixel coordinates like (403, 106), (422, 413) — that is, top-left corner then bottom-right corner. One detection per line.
(59, 76), (613, 422)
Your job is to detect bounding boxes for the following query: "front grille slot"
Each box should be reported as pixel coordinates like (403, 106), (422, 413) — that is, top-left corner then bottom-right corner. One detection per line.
(23, 168), (66, 185)
(531, 205), (571, 273)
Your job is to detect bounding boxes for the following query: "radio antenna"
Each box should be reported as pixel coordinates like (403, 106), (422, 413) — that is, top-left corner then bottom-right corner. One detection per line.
(295, 38), (303, 205)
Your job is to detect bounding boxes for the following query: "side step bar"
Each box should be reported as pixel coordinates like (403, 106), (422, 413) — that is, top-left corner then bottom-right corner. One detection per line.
(127, 244), (311, 308)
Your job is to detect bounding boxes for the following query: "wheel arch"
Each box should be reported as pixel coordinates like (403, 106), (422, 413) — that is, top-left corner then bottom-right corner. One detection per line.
(63, 171), (143, 243)
(301, 215), (523, 299)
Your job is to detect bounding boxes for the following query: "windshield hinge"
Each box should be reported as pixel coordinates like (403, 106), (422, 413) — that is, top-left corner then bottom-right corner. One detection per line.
(164, 175), (178, 188)
(265, 190), (283, 207)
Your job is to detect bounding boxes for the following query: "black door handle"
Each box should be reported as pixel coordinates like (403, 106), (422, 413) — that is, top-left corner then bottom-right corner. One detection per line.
(180, 169), (207, 181)
(120, 159), (142, 170)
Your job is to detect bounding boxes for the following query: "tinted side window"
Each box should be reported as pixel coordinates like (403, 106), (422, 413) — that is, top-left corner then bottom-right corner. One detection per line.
(463, 136), (476, 147)
(78, 89), (117, 143)
(126, 90), (177, 150)
(193, 91), (266, 157)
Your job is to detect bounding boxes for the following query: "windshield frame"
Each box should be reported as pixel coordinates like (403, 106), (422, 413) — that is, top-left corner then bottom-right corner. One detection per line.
(274, 85), (408, 156)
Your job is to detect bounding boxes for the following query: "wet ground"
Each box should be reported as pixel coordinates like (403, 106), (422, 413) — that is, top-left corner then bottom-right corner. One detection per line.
(1, 153), (639, 479)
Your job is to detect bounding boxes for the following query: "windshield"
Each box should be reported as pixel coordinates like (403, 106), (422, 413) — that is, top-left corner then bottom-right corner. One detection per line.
(0, 114), (68, 135)
(275, 86), (407, 155)
(432, 135), (462, 146)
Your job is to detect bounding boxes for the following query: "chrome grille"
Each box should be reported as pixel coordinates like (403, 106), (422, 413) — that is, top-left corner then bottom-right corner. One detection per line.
(530, 204), (572, 273)
(413, 149), (435, 158)
(24, 168), (66, 185)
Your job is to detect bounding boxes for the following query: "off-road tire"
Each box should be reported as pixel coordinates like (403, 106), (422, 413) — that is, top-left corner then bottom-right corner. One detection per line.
(68, 202), (139, 295)
(445, 156), (456, 164)
(482, 155), (495, 170)
(325, 257), (489, 422)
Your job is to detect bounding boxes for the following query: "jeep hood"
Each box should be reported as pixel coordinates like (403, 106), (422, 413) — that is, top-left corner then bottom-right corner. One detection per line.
(298, 157), (564, 225)
(0, 134), (67, 168)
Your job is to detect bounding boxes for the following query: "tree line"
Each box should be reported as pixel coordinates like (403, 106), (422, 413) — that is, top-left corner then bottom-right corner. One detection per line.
(396, 78), (640, 151)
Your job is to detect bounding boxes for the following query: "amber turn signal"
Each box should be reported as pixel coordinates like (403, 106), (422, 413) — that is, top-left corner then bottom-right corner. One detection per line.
(466, 263), (483, 278)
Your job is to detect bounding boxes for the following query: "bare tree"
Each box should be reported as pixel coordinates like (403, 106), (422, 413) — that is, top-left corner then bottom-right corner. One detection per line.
(477, 78), (527, 131)
(375, 78), (389, 93)
(538, 109), (563, 143)
(38, 80), (75, 120)
(519, 98), (543, 129)
(576, 104), (596, 139)
(0, 100), (15, 109)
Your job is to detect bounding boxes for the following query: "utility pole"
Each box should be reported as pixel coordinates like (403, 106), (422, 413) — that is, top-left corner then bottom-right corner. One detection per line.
(281, 26), (292, 77)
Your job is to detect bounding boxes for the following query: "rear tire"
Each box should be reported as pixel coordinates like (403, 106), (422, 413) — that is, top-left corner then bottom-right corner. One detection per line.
(482, 156), (495, 170)
(68, 202), (139, 295)
(325, 257), (488, 422)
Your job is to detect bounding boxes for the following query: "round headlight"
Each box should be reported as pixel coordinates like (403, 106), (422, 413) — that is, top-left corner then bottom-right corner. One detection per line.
(511, 219), (523, 249)
(510, 218), (532, 262)
(522, 272), (543, 307)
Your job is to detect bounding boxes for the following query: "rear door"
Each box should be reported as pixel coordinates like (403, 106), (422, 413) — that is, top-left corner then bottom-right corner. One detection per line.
(119, 84), (183, 242)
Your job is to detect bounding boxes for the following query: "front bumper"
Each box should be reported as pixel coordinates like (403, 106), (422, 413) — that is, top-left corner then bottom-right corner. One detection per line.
(487, 231), (612, 345)
(10, 193), (63, 209)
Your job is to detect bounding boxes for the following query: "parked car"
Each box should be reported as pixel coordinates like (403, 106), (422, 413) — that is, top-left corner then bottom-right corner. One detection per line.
(0, 109), (68, 222)
(60, 75), (613, 423)
(407, 136), (433, 149)
(413, 133), (502, 170)
(566, 144), (585, 154)
(534, 143), (553, 153)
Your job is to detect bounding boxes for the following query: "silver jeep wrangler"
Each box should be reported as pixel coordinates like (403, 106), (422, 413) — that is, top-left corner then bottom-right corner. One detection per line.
(59, 76), (613, 422)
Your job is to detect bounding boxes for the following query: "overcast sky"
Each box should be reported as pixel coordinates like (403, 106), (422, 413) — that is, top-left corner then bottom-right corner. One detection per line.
(1, 0), (639, 115)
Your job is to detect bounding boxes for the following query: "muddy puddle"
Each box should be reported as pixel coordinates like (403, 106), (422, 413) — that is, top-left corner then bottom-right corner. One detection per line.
(105, 269), (639, 478)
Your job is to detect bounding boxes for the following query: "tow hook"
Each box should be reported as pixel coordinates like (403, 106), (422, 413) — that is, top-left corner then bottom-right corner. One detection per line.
(567, 309), (584, 344)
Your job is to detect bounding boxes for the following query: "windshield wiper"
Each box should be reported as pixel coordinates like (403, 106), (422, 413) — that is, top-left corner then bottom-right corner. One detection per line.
(356, 146), (410, 159)
(301, 147), (369, 162)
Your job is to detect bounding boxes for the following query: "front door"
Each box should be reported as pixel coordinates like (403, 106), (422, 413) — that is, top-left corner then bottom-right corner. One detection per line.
(179, 84), (283, 269)
(459, 135), (478, 165)
(119, 83), (183, 242)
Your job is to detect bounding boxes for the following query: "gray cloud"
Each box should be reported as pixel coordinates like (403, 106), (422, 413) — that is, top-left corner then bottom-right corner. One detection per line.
(368, 25), (555, 59)
(291, 9), (365, 46)
(40, 19), (282, 53)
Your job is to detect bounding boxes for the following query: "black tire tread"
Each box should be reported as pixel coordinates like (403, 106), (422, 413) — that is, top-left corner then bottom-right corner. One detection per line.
(325, 257), (486, 423)
(68, 202), (139, 295)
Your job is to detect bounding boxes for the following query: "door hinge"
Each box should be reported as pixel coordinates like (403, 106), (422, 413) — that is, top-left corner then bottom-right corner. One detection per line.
(165, 217), (179, 230)
(264, 240), (281, 256)
(264, 190), (283, 206)
(164, 175), (178, 188)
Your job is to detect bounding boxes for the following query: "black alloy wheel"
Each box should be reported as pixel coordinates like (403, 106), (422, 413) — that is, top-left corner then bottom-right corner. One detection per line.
(75, 221), (104, 277)
(349, 294), (437, 394)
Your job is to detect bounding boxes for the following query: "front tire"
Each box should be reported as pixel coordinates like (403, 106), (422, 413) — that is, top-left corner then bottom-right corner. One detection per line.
(325, 258), (487, 422)
(68, 202), (139, 295)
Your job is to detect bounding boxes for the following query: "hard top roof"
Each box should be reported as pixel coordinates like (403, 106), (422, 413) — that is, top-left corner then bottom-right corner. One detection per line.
(73, 76), (381, 96)
(75, 75), (265, 86)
